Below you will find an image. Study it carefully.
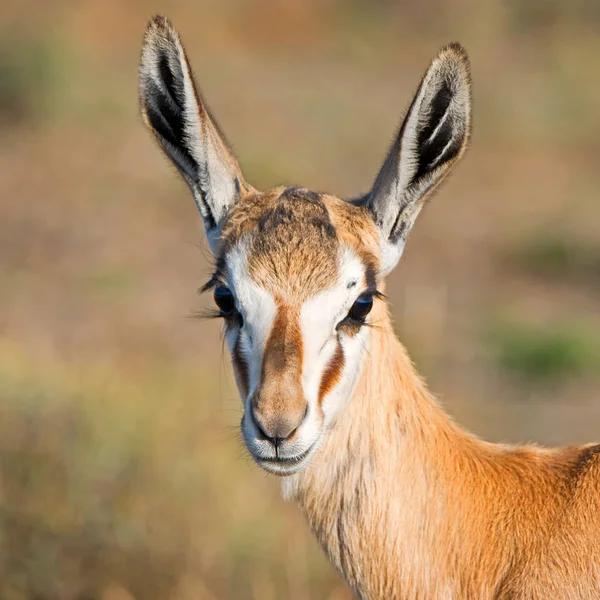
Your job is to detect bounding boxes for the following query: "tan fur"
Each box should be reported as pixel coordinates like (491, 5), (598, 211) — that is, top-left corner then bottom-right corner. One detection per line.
(220, 187), (379, 300)
(222, 187), (600, 598)
(138, 18), (600, 597)
(286, 297), (600, 599)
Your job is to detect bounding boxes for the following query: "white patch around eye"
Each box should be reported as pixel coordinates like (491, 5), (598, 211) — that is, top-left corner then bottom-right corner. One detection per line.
(299, 246), (370, 417)
(225, 239), (277, 397)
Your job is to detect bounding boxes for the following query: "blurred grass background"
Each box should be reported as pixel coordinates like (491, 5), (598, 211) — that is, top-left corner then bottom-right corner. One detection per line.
(1, 0), (600, 598)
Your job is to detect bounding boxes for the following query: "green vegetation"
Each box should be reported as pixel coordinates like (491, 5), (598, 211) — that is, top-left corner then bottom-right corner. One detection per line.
(507, 0), (600, 32)
(487, 321), (600, 382)
(0, 355), (202, 598)
(503, 233), (600, 281)
(0, 36), (61, 127)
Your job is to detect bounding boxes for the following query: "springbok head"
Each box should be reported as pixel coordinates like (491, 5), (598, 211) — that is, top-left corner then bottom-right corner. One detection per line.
(139, 16), (471, 475)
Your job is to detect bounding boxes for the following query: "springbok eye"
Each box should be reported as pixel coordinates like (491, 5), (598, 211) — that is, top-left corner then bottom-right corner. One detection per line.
(214, 286), (236, 316)
(346, 293), (373, 324)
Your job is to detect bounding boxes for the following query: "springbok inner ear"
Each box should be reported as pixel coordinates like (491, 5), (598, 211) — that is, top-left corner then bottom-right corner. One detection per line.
(366, 42), (471, 275)
(141, 37), (199, 185)
(138, 15), (250, 251)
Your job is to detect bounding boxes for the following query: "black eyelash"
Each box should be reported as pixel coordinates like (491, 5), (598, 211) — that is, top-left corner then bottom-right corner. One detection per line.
(192, 309), (244, 331)
(191, 308), (224, 320)
(199, 256), (227, 294)
(199, 276), (220, 294)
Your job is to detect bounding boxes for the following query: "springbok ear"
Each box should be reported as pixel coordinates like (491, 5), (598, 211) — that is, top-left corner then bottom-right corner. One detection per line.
(366, 43), (471, 275)
(139, 16), (251, 252)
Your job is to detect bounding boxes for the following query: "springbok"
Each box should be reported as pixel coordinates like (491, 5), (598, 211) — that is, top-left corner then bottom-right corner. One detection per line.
(139, 16), (600, 599)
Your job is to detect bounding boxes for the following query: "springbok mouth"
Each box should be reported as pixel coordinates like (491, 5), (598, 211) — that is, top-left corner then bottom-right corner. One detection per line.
(254, 443), (316, 475)
(260, 445), (313, 465)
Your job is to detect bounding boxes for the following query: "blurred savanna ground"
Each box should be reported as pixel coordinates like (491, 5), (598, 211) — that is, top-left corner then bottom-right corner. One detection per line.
(1, 0), (600, 598)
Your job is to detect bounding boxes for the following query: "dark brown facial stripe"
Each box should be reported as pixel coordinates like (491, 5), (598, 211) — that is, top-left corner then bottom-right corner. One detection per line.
(251, 306), (307, 439)
(262, 307), (303, 376)
(318, 341), (345, 405)
(232, 334), (249, 398)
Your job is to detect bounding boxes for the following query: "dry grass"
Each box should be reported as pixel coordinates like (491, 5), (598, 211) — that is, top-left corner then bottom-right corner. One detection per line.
(1, 0), (600, 597)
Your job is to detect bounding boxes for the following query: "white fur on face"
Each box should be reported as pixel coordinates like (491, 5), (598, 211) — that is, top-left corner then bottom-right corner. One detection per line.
(223, 239), (277, 397)
(299, 247), (370, 428)
(222, 241), (371, 475)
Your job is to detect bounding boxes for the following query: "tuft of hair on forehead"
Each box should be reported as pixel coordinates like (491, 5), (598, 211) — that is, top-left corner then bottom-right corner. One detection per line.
(218, 187), (381, 301)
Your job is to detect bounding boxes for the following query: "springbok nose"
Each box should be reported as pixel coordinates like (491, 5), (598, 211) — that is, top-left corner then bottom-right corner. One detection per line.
(250, 304), (307, 444)
(251, 404), (306, 443)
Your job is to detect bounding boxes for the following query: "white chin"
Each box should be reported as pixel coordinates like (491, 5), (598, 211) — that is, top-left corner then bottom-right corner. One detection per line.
(256, 456), (311, 476)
